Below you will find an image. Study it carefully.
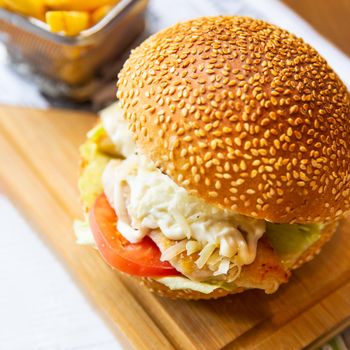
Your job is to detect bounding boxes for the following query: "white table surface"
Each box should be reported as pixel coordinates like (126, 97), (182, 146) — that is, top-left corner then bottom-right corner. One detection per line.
(0, 196), (119, 350)
(1, 1), (349, 349)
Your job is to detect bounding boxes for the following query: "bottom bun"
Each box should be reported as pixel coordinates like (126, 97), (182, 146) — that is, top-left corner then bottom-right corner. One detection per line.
(139, 277), (243, 300)
(78, 135), (339, 300)
(138, 222), (338, 300)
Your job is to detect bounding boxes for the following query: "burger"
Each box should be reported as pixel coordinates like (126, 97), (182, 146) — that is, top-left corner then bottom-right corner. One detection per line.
(74, 16), (350, 299)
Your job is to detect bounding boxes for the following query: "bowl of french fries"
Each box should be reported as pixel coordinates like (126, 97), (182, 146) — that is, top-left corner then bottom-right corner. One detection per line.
(0, 0), (148, 100)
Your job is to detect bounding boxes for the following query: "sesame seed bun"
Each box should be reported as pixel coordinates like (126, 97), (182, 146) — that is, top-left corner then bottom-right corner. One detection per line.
(117, 16), (350, 224)
(79, 131), (338, 299)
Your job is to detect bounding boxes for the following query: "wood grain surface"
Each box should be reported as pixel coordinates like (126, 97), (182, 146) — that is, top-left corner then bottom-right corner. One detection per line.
(283, 0), (350, 57)
(0, 106), (350, 350)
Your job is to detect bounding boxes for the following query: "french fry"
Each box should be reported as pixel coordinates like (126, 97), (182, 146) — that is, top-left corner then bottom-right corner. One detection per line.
(45, 11), (64, 33)
(4, 0), (45, 19)
(46, 10), (90, 36)
(3, 0), (118, 35)
(91, 4), (112, 24)
(45, 0), (118, 11)
(64, 11), (90, 35)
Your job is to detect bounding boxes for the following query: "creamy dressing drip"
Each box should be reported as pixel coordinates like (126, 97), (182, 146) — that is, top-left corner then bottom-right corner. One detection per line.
(101, 104), (266, 269)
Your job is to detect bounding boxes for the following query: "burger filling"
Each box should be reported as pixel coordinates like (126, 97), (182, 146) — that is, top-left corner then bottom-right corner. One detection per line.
(102, 154), (265, 281)
(101, 104), (267, 280)
(76, 103), (326, 294)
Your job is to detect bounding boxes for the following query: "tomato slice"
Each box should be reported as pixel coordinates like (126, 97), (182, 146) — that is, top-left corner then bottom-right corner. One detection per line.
(89, 194), (180, 277)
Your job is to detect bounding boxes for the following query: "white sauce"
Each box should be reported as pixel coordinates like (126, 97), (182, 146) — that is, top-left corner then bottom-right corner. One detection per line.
(102, 154), (265, 266)
(101, 103), (266, 268)
(100, 102), (136, 157)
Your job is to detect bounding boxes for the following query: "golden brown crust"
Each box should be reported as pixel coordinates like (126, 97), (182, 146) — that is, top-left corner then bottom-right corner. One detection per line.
(234, 237), (290, 293)
(143, 221), (337, 300)
(151, 230), (289, 293)
(138, 222), (337, 299)
(117, 16), (350, 224)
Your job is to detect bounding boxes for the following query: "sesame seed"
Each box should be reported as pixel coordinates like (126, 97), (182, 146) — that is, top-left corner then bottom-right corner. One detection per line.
(117, 15), (350, 223)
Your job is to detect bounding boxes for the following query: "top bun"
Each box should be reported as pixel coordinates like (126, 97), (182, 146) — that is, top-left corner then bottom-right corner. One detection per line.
(117, 16), (350, 224)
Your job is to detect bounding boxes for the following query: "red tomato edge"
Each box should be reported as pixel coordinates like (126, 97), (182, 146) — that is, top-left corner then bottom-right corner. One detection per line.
(89, 194), (181, 277)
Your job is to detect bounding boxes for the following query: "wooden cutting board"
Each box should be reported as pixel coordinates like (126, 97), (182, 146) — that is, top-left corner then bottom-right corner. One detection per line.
(1, 105), (349, 350)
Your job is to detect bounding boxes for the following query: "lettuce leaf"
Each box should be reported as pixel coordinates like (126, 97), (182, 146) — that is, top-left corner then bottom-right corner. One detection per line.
(266, 222), (323, 268)
(86, 123), (105, 142)
(73, 220), (96, 247)
(154, 276), (237, 294)
(78, 123), (112, 210)
(78, 141), (110, 210)
(154, 276), (224, 294)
